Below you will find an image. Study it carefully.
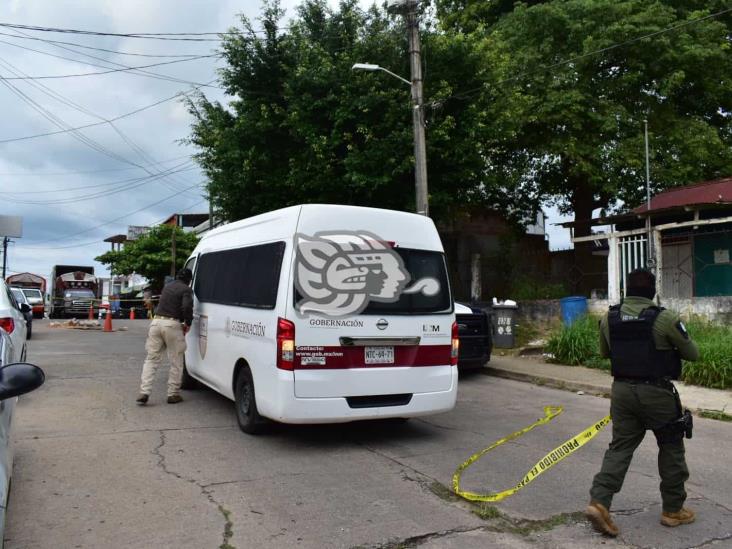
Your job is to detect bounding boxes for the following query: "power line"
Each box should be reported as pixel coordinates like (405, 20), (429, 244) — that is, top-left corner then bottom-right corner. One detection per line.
(22, 181), (205, 248)
(0, 154), (193, 176)
(0, 37), (220, 88)
(0, 22), (230, 41)
(1, 163), (197, 204)
(2, 26), (224, 89)
(0, 53), (220, 81)
(0, 59), (138, 168)
(0, 81), (214, 144)
(0, 30), (210, 58)
(0, 54), (201, 197)
(2, 160), (194, 194)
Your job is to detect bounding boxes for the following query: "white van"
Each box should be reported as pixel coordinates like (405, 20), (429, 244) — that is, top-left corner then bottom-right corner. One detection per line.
(183, 204), (458, 433)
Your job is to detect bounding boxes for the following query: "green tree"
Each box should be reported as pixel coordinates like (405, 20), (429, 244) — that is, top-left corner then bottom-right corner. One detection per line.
(95, 225), (198, 292)
(187, 0), (492, 224)
(460, 0), (732, 256)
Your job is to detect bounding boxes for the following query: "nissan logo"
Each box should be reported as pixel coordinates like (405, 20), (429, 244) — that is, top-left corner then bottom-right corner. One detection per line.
(376, 319), (389, 330)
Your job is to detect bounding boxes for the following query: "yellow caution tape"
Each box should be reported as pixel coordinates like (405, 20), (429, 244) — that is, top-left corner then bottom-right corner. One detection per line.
(453, 406), (611, 503)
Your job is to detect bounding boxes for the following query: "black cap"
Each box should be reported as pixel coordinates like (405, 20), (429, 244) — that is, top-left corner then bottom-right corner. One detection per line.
(626, 269), (656, 299)
(176, 268), (193, 284)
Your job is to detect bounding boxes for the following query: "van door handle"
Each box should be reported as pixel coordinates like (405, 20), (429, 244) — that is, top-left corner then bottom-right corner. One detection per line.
(339, 336), (421, 347)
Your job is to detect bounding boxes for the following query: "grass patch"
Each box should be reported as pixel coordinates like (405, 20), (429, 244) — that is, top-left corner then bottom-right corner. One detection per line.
(472, 503), (502, 520)
(545, 314), (732, 389)
(681, 319), (732, 389)
(507, 511), (586, 535)
(698, 409), (732, 422)
(545, 315), (603, 366)
(428, 481), (460, 503)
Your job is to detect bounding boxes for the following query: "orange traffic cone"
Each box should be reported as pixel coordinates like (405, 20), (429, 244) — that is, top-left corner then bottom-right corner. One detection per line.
(104, 308), (113, 332)
(130, 307), (135, 320)
(88, 304), (94, 320)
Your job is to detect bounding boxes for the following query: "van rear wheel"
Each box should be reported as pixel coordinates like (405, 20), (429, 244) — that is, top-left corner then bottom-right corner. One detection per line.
(234, 366), (265, 434)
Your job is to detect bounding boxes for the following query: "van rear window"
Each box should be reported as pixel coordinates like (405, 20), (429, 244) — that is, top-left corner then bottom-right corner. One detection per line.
(294, 248), (451, 315)
(362, 249), (451, 314)
(195, 241), (285, 309)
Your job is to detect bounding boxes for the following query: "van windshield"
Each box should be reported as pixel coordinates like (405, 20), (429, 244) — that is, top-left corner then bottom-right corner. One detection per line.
(295, 248), (452, 315)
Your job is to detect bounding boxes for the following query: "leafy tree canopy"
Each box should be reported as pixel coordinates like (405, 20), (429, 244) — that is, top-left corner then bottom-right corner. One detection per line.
(95, 225), (198, 292)
(187, 0), (496, 225)
(466, 0), (732, 236)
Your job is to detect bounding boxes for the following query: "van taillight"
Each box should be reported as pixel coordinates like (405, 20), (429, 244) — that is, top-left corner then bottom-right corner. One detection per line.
(0, 318), (15, 334)
(451, 321), (459, 366)
(277, 317), (295, 370)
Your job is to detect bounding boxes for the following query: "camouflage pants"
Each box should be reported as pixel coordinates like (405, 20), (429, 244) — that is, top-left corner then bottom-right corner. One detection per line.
(590, 380), (689, 513)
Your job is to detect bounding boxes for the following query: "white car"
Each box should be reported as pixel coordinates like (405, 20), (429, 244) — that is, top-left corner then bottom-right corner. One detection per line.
(0, 329), (45, 543)
(0, 279), (29, 363)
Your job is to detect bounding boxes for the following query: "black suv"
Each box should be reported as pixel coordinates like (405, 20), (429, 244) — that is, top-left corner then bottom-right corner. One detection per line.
(455, 302), (492, 370)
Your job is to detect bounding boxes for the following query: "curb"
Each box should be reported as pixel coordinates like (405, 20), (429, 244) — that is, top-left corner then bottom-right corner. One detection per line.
(483, 367), (611, 398)
(483, 367), (730, 419)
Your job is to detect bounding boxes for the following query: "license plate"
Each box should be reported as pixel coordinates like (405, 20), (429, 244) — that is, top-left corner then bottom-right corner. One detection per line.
(364, 346), (394, 365)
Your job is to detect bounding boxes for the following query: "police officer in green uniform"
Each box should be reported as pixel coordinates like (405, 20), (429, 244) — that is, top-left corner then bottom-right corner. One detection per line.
(586, 269), (699, 536)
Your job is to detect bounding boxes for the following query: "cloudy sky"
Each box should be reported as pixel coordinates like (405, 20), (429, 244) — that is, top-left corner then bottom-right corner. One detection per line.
(0, 0), (571, 288)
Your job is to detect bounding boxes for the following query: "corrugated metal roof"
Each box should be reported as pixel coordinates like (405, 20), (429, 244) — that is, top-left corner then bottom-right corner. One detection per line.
(634, 177), (732, 213)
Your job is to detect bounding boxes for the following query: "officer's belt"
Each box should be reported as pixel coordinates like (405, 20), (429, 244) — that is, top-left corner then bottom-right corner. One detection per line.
(614, 376), (673, 388)
(154, 315), (179, 321)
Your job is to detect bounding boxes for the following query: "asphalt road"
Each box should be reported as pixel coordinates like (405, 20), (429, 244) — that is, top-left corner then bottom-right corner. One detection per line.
(5, 320), (732, 548)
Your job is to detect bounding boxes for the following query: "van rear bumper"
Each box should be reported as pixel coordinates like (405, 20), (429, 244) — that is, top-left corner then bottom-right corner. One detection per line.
(263, 367), (458, 424)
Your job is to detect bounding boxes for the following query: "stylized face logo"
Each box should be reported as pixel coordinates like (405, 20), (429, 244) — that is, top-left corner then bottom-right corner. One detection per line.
(294, 231), (439, 317)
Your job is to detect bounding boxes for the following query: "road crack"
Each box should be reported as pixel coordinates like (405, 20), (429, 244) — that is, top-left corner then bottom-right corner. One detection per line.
(689, 532), (732, 548)
(351, 525), (485, 549)
(153, 430), (236, 549)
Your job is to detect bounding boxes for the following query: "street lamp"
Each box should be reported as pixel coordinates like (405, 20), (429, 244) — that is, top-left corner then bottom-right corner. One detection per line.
(352, 56), (429, 216)
(351, 63), (411, 86)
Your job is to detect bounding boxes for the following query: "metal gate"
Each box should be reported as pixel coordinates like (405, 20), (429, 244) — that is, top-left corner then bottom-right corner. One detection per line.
(619, 234), (648, 295)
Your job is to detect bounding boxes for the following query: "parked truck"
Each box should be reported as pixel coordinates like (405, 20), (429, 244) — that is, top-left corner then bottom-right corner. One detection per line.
(49, 265), (100, 318)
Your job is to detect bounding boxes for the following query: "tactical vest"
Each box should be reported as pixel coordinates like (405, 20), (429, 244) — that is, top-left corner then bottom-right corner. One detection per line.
(607, 305), (682, 380)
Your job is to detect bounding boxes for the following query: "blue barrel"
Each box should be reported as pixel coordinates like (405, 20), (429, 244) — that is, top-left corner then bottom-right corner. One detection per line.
(560, 296), (588, 325)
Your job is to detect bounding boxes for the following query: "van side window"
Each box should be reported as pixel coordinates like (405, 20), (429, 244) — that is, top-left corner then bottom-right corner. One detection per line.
(195, 241), (285, 309)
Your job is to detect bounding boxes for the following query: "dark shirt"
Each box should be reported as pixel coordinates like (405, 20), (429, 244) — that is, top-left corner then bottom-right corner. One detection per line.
(155, 279), (193, 326)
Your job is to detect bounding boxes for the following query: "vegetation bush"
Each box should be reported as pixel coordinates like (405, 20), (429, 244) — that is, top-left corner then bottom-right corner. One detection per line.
(545, 315), (732, 389)
(545, 315), (603, 366)
(681, 319), (732, 389)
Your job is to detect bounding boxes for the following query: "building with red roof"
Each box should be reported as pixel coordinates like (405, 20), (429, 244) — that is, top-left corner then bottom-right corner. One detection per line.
(564, 177), (732, 316)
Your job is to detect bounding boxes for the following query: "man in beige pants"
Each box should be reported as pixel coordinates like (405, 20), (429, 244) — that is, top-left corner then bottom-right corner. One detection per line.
(137, 268), (193, 405)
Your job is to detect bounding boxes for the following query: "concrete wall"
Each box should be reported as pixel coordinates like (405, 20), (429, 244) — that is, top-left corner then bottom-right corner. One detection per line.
(515, 297), (730, 324)
(516, 300), (561, 323)
(660, 297), (732, 324)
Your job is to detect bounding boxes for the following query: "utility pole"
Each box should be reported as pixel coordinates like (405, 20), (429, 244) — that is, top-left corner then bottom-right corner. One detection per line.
(170, 227), (177, 277)
(405, 0), (429, 216)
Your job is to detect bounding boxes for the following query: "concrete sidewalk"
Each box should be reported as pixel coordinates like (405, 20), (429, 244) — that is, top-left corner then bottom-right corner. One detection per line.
(485, 355), (732, 415)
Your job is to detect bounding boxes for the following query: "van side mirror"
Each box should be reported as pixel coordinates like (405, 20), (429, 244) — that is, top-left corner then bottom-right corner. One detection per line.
(0, 363), (45, 400)
(19, 303), (31, 314)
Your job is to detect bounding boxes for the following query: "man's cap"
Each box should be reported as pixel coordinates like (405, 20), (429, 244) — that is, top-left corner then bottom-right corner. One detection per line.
(177, 268), (193, 282)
